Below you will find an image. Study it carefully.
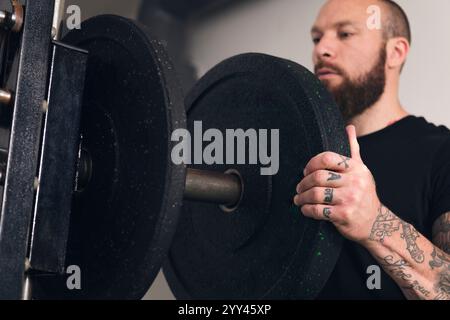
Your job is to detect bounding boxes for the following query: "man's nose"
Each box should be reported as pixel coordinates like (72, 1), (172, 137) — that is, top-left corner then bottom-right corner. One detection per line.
(314, 35), (337, 61)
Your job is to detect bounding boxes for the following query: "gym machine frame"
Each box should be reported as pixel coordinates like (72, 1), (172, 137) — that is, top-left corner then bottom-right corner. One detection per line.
(0, 0), (247, 300)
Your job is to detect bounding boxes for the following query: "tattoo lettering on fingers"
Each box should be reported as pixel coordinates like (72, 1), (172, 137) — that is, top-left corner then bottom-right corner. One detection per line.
(369, 205), (401, 243)
(327, 172), (341, 181)
(401, 222), (425, 264)
(323, 207), (332, 220)
(338, 155), (350, 169)
(324, 188), (333, 204)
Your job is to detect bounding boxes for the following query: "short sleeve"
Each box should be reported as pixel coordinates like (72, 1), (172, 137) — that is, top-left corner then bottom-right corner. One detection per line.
(429, 136), (450, 228)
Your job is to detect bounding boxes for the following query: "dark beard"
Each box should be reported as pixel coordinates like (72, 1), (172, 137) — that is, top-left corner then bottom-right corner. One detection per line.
(319, 48), (387, 122)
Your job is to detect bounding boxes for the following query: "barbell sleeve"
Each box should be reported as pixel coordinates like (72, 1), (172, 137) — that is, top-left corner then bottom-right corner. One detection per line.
(184, 168), (243, 207)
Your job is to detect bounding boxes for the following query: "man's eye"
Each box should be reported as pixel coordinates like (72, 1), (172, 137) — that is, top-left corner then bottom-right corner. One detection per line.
(339, 32), (353, 39)
(312, 37), (321, 44)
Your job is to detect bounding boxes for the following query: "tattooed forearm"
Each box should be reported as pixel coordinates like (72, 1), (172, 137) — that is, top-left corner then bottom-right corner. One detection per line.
(434, 274), (450, 300)
(432, 212), (450, 254)
(429, 247), (450, 269)
(368, 205), (425, 264)
(429, 247), (450, 300)
(369, 205), (401, 243)
(369, 210), (450, 300)
(402, 281), (430, 298)
(324, 188), (333, 204)
(380, 255), (413, 282)
(401, 222), (425, 263)
(380, 255), (429, 300)
(327, 172), (341, 181)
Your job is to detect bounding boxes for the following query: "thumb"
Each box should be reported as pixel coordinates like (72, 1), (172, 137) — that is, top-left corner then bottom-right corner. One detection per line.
(346, 125), (362, 161)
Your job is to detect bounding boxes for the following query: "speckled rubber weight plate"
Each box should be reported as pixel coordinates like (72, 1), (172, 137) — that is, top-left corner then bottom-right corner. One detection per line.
(32, 15), (186, 299)
(164, 53), (350, 299)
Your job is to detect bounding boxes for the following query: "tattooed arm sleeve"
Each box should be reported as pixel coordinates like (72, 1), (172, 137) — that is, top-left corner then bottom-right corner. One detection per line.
(432, 212), (450, 254)
(363, 206), (450, 300)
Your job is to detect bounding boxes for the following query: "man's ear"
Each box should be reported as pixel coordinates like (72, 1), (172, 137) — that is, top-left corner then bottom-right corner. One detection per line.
(386, 37), (410, 70)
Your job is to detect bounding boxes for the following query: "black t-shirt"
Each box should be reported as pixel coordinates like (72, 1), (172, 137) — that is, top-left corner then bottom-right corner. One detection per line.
(317, 115), (450, 300)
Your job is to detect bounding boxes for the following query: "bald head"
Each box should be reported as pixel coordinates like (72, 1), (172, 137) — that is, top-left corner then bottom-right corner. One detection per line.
(379, 0), (411, 45)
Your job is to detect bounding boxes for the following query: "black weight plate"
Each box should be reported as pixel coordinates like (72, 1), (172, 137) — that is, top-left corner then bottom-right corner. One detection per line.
(164, 53), (349, 299)
(32, 15), (186, 299)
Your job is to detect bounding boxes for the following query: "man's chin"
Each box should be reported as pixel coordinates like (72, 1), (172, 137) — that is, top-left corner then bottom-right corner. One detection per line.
(320, 78), (343, 92)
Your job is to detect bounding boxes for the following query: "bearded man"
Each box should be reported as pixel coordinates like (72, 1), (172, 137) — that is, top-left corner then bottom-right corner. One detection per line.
(293, 0), (450, 300)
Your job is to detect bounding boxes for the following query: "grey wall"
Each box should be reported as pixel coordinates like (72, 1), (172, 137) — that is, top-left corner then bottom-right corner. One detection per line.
(186, 0), (450, 128)
(66, 0), (141, 19)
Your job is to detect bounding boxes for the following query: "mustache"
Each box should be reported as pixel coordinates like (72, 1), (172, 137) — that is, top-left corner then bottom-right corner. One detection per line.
(314, 61), (345, 75)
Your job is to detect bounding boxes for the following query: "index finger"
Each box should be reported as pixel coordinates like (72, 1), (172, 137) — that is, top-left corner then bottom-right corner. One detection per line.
(303, 151), (352, 176)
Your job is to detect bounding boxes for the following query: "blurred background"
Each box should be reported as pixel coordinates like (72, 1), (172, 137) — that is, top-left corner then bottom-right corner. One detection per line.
(65, 0), (450, 299)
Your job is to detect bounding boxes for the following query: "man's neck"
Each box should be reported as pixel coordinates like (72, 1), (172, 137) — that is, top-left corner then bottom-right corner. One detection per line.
(348, 89), (409, 138)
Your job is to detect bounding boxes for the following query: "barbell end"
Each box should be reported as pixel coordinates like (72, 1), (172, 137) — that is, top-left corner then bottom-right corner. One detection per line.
(0, 3), (23, 33)
(0, 88), (13, 106)
(4, 1), (24, 33)
(184, 168), (243, 211)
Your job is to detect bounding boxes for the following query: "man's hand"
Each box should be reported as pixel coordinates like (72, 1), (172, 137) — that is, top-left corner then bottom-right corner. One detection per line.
(293, 125), (381, 244)
(293, 125), (450, 300)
